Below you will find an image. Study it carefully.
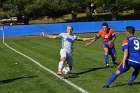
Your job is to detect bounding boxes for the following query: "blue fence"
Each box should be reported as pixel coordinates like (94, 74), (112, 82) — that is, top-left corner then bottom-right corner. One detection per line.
(0, 20), (140, 36)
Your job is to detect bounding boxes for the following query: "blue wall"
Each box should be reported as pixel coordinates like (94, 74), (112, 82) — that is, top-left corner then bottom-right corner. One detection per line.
(0, 20), (140, 36)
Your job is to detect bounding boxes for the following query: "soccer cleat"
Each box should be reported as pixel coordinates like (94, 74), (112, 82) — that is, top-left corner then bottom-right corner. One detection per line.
(102, 85), (109, 88)
(57, 70), (62, 75)
(128, 82), (134, 86)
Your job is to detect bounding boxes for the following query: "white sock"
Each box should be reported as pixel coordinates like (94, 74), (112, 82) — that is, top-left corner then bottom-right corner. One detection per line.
(58, 61), (64, 71)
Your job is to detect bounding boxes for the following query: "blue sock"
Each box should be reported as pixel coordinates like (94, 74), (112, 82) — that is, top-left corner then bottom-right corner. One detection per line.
(106, 73), (118, 87)
(104, 54), (109, 64)
(129, 70), (139, 83)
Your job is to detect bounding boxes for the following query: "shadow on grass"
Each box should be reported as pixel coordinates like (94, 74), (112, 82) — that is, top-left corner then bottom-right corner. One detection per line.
(0, 75), (38, 84)
(111, 81), (140, 88)
(63, 66), (112, 79)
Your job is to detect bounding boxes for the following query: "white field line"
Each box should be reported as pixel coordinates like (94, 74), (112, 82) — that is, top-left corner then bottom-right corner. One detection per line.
(3, 42), (88, 93)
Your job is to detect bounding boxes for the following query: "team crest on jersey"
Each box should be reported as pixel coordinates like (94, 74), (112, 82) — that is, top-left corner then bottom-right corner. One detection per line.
(66, 38), (73, 43)
(105, 35), (108, 38)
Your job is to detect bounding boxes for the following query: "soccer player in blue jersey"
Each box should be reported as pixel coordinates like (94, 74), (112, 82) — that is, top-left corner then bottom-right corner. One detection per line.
(103, 26), (140, 88)
(40, 25), (93, 75)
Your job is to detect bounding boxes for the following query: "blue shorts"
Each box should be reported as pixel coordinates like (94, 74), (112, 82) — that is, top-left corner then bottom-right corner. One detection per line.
(118, 60), (130, 73)
(118, 60), (140, 73)
(102, 42), (116, 55)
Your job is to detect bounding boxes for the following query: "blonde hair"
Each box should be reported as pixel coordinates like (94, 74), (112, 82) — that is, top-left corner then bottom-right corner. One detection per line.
(67, 25), (73, 30)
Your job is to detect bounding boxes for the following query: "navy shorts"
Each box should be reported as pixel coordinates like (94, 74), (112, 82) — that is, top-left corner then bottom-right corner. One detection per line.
(118, 60), (140, 73)
(102, 42), (116, 55)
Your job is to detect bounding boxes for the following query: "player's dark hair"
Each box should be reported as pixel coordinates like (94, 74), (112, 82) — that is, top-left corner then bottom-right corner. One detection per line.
(102, 22), (108, 27)
(126, 26), (135, 35)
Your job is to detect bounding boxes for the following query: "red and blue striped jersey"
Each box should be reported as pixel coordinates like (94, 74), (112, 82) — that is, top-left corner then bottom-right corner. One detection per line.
(95, 28), (116, 43)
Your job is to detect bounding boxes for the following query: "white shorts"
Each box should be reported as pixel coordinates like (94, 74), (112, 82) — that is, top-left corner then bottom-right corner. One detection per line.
(60, 49), (73, 66)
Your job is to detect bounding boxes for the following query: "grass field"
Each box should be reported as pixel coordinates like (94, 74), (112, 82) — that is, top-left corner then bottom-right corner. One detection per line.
(0, 32), (140, 93)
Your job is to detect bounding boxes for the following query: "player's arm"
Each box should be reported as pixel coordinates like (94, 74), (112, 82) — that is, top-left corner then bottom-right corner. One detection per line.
(122, 39), (128, 68)
(108, 30), (116, 44)
(110, 34), (116, 42)
(75, 35), (93, 41)
(111, 36), (116, 42)
(85, 37), (96, 46)
(86, 31), (101, 46)
(86, 33), (100, 46)
(79, 38), (94, 41)
(108, 36), (116, 46)
(122, 49), (128, 68)
(40, 32), (58, 39)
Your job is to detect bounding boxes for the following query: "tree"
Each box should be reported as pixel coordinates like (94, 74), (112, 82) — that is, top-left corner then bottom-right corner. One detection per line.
(103, 0), (140, 20)
(1, 0), (140, 20)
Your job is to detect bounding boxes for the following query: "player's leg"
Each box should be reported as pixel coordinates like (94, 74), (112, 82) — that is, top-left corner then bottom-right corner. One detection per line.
(66, 52), (73, 72)
(128, 62), (140, 86)
(104, 70), (120, 88)
(103, 61), (130, 88)
(103, 43), (110, 67)
(111, 47), (117, 64)
(57, 49), (67, 75)
(103, 47), (109, 67)
(109, 46), (118, 65)
(110, 54), (116, 63)
(111, 47), (116, 61)
(128, 69), (140, 86)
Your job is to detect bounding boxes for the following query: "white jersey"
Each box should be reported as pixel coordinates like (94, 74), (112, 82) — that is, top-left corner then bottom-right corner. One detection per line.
(58, 33), (81, 52)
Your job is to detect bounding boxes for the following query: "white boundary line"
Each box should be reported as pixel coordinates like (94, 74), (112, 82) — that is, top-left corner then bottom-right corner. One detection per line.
(2, 30), (88, 93)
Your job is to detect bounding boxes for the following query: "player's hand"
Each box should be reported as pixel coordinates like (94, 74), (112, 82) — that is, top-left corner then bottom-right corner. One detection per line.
(40, 32), (45, 37)
(86, 43), (91, 46)
(122, 61), (125, 68)
(108, 41), (113, 48)
(108, 41), (112, 44)
(86, 40), (95, 46)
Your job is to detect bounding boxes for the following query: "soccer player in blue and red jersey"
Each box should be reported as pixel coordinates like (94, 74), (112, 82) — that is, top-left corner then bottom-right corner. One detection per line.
(86, 22), (117, 67)
(103, 26), (140, 88)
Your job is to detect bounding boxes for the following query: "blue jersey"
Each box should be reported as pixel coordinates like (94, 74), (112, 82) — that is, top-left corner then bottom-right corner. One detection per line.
(122, 36), (140, 64)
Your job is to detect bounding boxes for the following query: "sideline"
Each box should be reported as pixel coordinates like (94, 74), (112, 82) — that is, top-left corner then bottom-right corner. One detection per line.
(3, 42), (88, 93)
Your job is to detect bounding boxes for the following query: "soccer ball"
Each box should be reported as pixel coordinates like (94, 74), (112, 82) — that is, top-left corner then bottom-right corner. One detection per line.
(62, 67), (70, 74)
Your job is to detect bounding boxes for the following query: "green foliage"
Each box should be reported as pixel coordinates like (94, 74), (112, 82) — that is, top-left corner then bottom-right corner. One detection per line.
(0, 0), (140, 19)
(0, 11), (10, 18)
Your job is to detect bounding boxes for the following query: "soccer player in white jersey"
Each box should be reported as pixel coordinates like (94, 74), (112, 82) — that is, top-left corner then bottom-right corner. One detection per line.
(40, 25), (93, 75)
